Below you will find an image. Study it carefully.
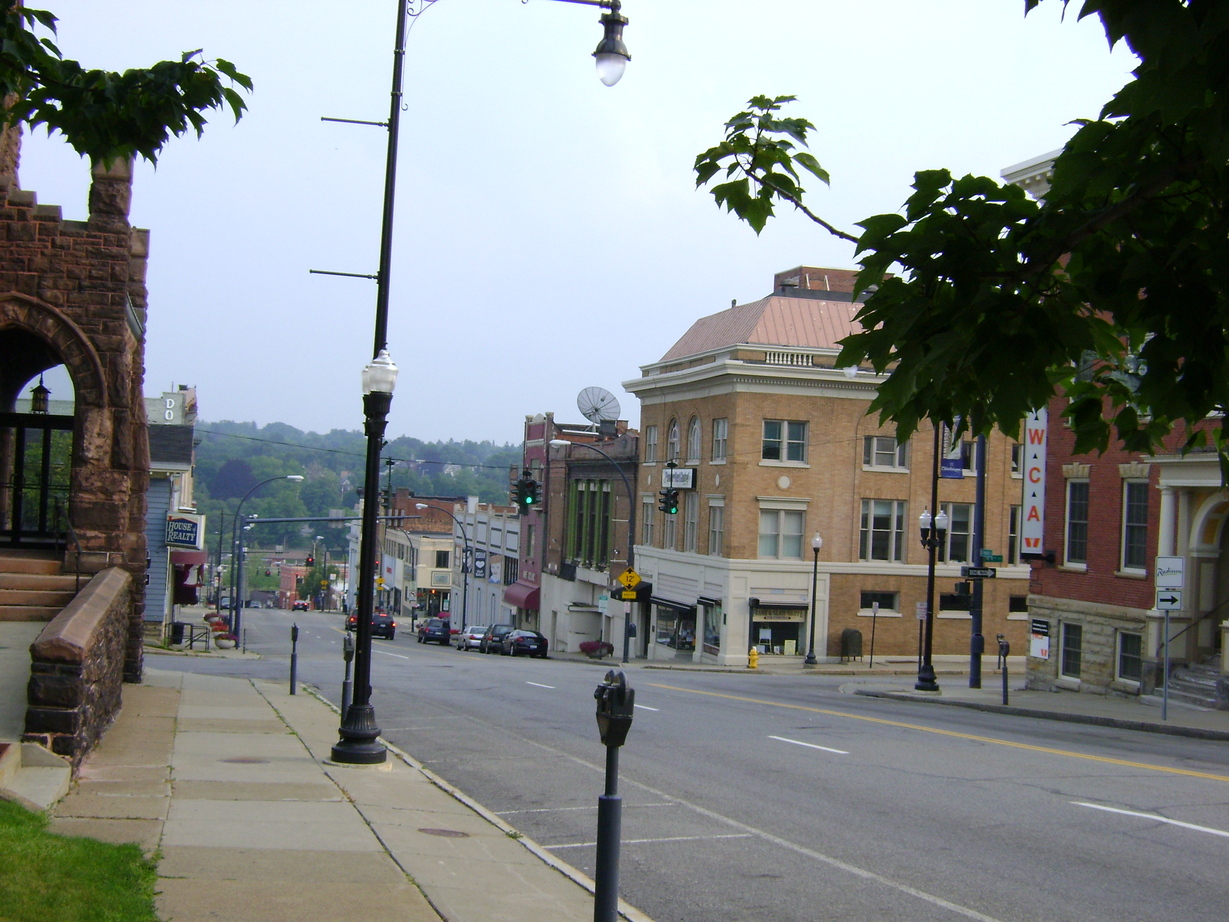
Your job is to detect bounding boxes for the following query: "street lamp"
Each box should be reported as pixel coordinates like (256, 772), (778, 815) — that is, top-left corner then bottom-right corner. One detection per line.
(332, 349), (398, 766)
(415, 503), (471, 630)
(229, 475), (303, 638)
(917, 505), (948, 692)
(549, 439), (637, 663)
(804, 532), (823, 666)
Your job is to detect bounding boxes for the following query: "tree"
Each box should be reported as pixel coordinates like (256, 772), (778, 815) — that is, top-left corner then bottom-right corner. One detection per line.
(0, 0), (251, 165)
(695, 0), (1229, 468)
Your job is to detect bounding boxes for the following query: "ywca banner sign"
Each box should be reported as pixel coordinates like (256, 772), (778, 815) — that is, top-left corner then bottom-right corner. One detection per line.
(166, 514), (205, 549)
(1021, 409), (1047, 558)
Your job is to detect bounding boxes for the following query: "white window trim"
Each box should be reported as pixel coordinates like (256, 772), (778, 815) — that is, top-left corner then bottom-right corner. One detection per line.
(1119, 479), (1148, 574)
(1063, 479), (1090, 571)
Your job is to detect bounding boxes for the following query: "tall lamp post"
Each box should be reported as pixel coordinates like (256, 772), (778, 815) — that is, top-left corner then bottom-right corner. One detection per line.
(415, 503), (471, 630)
(229, 475), (303, 638)
(916, 486), (948, 691)
(549, 439), (636, 663)
(804, 532), (823, 666)
(332, 350), (398, 766)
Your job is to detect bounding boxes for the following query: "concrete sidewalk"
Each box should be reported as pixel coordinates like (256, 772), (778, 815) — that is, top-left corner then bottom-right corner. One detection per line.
(48, 667), (648, 922)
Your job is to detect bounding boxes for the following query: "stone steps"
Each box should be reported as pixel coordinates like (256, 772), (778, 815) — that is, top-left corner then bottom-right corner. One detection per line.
(0, 552), (72, 622)
(1150, 658), (1228, 710)
(0, 740), (72, 811)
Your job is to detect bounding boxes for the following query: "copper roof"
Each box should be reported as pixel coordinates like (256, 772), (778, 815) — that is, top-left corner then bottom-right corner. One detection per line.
(659, 293), (862, 363)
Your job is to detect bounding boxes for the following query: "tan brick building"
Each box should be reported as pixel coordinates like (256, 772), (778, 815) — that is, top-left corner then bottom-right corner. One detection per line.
(623, 267), (1030, 667)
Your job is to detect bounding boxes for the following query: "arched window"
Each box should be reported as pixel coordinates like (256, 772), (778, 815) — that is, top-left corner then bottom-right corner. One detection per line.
(666, 418), (680, 462)
(686, 417), (701, 463)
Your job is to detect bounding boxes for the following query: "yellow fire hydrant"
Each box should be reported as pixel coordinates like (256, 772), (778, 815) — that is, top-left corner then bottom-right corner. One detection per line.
(747, 646), (759, 670)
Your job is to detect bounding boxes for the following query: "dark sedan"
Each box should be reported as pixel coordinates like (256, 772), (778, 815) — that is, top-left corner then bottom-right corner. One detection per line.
(345, 610), (396, 639)
(479, 623), (514, 654)
(501, 629), (548, 658)
(416, 617), (452, 645)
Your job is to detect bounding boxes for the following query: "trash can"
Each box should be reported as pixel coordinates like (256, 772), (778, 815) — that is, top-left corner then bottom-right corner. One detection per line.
(840, 628), (863, 662)
(170, 622), (186, 645)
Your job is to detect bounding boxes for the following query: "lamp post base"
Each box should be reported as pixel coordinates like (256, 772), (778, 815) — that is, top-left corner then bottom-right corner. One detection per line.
(803, 652), (817, 666)
(914, 665), (939, 692)
(331, 703), (387, 764)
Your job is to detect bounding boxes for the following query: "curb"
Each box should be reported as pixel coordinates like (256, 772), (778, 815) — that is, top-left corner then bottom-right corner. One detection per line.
(854, 689), (1229, 742)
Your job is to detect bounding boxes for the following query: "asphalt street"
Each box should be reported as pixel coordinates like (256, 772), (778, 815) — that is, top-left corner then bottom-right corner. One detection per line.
(174, 608), (1229, 922)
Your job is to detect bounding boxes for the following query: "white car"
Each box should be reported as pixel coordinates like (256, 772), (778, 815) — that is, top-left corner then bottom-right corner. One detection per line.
(455, 625), (487, 651)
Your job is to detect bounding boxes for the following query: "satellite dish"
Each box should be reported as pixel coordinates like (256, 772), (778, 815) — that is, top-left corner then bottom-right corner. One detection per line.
(577, 386), (621, 425)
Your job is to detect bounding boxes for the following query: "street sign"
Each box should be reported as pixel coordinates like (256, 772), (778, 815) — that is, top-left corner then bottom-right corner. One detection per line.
(961, 566), (997, 579)
(1156, 589), (1182, 611)
(618, 568), (641, 589)
(1155, 556), (1184, 589)
(980, 547), (995, 560)
(620, 590), (638, 601)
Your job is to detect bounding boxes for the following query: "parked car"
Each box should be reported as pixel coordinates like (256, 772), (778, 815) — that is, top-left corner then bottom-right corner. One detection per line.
(479, 623), (514, 654)
(345, 610), (396, 639)
(292, 600), (309, 611)
(455, 624), (487, 651)
(417, 617), (452, 645)
(501, 629), (548, 658)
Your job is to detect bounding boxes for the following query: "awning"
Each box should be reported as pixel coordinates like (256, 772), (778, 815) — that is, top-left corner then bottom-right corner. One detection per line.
(749, 597), (807, 610)
(650, 595), (695, 614)
(503, 580), (540, 610)
(170, 549), (208, 605)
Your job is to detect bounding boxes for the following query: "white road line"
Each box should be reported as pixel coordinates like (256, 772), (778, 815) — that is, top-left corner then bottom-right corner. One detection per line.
(498, 802), (678, 816)
(547, 833), (753, 850)
(1073, 801), (1229, 839)
(526, 681), (556, 689)
(634, 704), (659, 711)
(769, 735), (849, 755)
(374, 650), (409, 659)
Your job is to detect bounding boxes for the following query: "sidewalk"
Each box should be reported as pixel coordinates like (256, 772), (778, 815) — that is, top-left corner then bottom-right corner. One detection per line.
(48, 666), (650, 922)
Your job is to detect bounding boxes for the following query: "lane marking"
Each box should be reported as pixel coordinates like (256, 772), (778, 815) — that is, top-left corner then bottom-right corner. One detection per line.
(526, 681), (556, 689)
(648, 683), (1229, 783)
(498, 802), (678, 816)
(634, 704), (659, 712)
(770, 735), (848, 755)
(547, 833), (753, 850)
(374, 650), (409, 659)
(1073, 801), (1229, 838)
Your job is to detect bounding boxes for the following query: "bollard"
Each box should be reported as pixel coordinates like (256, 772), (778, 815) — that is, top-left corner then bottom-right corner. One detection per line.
(341, 632), (355, 717)
(290, 623), (299, 695)
(593, 671), (634, 922)
(1001, 664), (1009, 707)
(747, 646), (759, 670)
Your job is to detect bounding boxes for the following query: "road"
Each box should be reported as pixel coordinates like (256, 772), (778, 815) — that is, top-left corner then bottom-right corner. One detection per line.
(167, 608), (1229, 921)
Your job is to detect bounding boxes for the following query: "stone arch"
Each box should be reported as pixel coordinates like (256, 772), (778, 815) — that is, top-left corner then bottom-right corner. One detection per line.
(1189, 491), (1229, 554)
(0, 293), (108, 410)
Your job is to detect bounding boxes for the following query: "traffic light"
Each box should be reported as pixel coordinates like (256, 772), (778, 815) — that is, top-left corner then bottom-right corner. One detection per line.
(514, 470), (540, 516)
(658, 488), (679, 515)
(305, 554), (314, 566)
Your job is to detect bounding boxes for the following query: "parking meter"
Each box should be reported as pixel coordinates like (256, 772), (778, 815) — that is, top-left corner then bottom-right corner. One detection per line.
(997, 633), (1010, 660)
(594, 670), (635, 749)
(343, 632), (354, 663)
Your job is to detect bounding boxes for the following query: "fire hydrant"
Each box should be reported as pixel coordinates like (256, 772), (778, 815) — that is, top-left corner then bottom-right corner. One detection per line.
(747, 646), (759, 670)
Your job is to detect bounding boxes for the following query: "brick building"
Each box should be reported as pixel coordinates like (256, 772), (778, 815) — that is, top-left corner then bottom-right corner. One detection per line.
(624, 267), (1030, 666)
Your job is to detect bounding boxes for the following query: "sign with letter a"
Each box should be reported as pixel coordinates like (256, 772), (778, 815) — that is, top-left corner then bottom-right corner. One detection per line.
(1021, 409), (1047, 558)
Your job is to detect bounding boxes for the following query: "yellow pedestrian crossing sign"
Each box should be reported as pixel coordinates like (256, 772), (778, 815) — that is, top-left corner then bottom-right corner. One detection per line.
(618, 568), (641, 589)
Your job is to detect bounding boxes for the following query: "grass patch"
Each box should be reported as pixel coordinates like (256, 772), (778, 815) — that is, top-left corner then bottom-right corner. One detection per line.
(0, 796), (159, 922)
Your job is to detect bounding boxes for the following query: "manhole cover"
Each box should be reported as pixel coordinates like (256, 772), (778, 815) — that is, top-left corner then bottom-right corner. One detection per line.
(418, 828), (470, 838)
(220, 757), (269, 764)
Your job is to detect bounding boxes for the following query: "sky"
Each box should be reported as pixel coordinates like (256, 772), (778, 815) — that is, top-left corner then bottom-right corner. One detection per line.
(19, 0), (1137, 446)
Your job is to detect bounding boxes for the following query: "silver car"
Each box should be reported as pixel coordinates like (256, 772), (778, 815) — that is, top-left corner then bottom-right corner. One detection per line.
(455, 624), (487, 651)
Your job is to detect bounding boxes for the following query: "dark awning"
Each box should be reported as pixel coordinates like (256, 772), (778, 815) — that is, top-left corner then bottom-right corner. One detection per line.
(650, 596), (695, 613)
(503, 580), (540, 610)
(749, 597), (807, 610)
(170, 549), (208, 605)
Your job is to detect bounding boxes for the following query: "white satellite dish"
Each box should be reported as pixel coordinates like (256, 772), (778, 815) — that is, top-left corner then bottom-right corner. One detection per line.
(577, 386), (621, 425)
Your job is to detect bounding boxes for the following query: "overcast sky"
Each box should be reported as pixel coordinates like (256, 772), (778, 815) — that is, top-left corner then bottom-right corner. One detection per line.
(19, 0), (1136, 446)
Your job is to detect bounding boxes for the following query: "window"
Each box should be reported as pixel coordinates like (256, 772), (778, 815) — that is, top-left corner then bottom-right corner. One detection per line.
(863, 435), (908, 470)
(663, 507), (677, 551)
(1009, 595), (1028, 613)
(644, 425), (658, 463)
(959, 440), (978, 474)
(708, 502), (724, 556)
(666, 419), (680, 462)
(503, 558), (518, 585)
(758, 508), (805, 558)
(1061, 622), (1083, 678)
(686, 417), (701, 464)
(939, 503), (973, 562)
(567, 480), (611, 569)
(1011, 443), (1023, 477)
(860, 591), (898, 611)
(1065, 481), (1090, 565)
(1118, 631), (1143, 682)
(939, 592), (970, 612)
(641, 496), (655, 546)
(1121, 481), (1148, 570)
(859, 499), (907, 562)
(711, 418), (728, 462)
(1008, 505), (1021, 564)
(683, 492), (699, 552)
(435, 550), (450, 569)
(762, 419), (807, 462)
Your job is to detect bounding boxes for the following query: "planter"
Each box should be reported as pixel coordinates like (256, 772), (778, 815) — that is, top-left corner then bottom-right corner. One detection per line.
(214, 638), (236, 649)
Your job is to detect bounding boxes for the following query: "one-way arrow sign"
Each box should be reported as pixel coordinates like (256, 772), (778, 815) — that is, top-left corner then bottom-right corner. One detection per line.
(1156, 590), (1182, 611)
